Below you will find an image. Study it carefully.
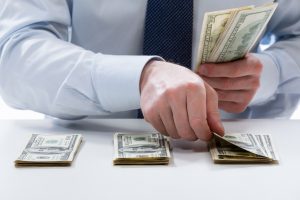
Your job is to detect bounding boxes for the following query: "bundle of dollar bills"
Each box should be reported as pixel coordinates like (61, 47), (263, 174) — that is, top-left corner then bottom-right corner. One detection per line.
(15, 134), (82, 167)
(209, 132), (279, 163)
(113, 133), (171, 165)
(197, 2), (278, 69)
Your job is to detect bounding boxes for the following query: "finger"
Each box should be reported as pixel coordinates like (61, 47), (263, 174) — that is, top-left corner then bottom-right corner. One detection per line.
(168, 88), (198, 141)
(198, 55), (262, 78)
(159, 104), (180, 139)
(216, 89), (256, 104)
(204, 83), (225, 137)
(186, 81), (212, 141)
(219, 101), (248, 113)
(147, 113), (168, 136)
(202, 76), (260, 91)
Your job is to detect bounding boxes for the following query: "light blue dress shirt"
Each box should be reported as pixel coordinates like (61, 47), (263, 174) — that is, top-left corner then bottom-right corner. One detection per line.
(0, 0), (300, 119)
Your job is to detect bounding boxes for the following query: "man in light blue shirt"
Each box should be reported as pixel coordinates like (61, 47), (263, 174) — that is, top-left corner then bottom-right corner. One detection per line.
(0, 0), (300, 141)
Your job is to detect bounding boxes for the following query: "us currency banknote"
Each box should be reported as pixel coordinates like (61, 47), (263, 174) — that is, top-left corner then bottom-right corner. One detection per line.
(113, 133), (171, 165)
(197, 2), (278, 70)
(209, 132), (279, 163)
(198, 6), (254, 65)
(15, 134), (82, 167)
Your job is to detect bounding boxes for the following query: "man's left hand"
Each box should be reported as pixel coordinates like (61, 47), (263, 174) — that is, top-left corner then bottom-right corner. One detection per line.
(197, 54), (262, 113)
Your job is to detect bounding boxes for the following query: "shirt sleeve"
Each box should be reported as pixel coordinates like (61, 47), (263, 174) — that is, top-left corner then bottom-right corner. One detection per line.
(0, 0), (158, 119)
(249, 0), (300, 106)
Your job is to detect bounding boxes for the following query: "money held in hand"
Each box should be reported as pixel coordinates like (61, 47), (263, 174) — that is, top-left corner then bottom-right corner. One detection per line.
(209, 132), (279, 163)
(197, 2), (278, 70)
(113, 133), (171, 165)
(15, 134), (82, 167)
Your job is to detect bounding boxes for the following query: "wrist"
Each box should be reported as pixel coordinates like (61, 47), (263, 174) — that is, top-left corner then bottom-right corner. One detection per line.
(140, 60), (163, 92)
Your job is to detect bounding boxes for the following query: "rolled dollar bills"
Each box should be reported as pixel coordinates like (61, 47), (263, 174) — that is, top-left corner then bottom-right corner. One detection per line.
(113, 133), (171, 165)
(15, 134), (82, 167)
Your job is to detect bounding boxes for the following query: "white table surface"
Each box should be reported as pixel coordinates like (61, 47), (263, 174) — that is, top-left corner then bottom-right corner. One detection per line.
(0, 119), (299, 200)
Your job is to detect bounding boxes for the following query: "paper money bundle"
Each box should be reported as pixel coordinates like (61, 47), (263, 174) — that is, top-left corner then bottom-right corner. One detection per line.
(15, 134), (82, 167)
(197, 2), (278, 69)
(113, 133), (171, 165)
(209, 132), (279, 163)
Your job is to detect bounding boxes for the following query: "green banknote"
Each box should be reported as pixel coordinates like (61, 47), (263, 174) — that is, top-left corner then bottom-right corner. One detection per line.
(15, 134), (82, 167)
(113, 133), (171, 165)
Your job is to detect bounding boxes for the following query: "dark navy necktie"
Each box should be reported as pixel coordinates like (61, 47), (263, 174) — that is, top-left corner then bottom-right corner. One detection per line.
(139, 0), (194, 118)
(143, 0), (194, 68)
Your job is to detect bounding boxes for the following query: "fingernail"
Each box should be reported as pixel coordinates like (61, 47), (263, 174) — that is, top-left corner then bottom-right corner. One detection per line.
(219, 123), (225, 136)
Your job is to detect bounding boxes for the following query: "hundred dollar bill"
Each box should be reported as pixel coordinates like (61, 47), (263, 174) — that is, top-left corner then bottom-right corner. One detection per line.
(196, 2), (277, 71)
(113, 132), (171, 165)
(208, 3), (278, 63)
(209, 132), (279, 163)
(15, 134), (82, 167)
(197, 6), (253, 66)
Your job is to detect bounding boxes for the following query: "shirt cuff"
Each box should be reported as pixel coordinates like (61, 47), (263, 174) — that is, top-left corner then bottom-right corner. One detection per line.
(93, 55), (162, 112)
(249, 53), (280, 106)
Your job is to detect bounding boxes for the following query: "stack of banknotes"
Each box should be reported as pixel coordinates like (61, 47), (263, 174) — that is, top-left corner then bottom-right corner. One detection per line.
(113, 133), (171, 165)
(15, 134), (82, 167)
(14, 132), (278, 166)
(197, 2), (278, 70)
(209, 132), (279, 163)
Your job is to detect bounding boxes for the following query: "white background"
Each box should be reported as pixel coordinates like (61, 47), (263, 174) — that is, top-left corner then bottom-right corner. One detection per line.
(0, 97), (43, 120)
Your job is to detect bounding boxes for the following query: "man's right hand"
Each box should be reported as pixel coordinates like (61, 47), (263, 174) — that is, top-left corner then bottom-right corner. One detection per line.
(140, 60), (224, 141)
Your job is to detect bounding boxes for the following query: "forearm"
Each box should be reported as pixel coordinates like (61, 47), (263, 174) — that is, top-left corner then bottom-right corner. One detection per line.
(0, 26), (155, 119)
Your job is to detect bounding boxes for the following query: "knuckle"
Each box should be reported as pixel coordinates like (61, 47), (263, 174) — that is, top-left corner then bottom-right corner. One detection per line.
(203, 66), (213, 76)
(251, 78), (260, 89)
(240, 94), (251, 105)
(189, 118), (200, 131)
(231, 67), (241, 77)
(190, 119), (212, 141)
(217, 90), (226, 100)
(250, 57), (263, 73)
(247, 92), (255, 104)
(178, 128), (197, 141)
(254, 62), (263, 74)
(223, 78), (232, 89)
(164, 87), (177, 100)
(237, 91), (251, 103)
(185, 81), (202, 92)
(156, 98), (166, 111)
(245, 90), (255, 101)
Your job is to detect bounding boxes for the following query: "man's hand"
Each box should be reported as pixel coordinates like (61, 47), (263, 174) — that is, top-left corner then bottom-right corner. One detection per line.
(197, 54), (262, 113)
(140, 60), (224, 141)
